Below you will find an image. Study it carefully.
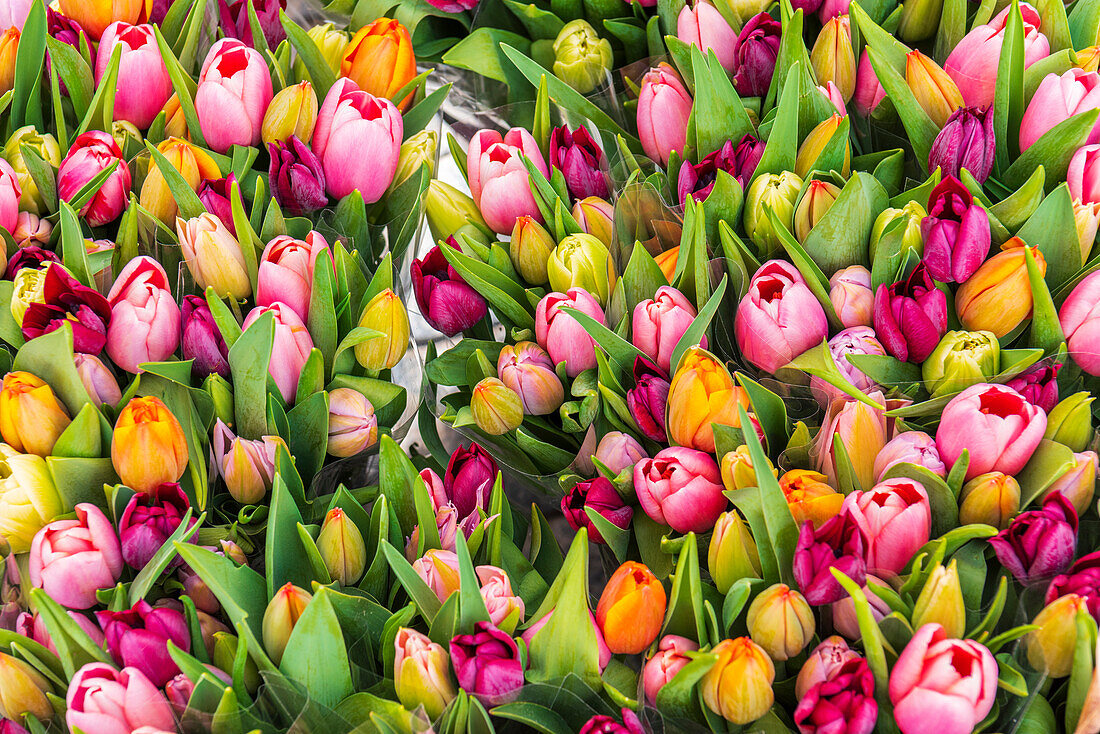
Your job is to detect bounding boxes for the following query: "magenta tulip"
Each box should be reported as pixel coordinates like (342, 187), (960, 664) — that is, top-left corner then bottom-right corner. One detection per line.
(181, 295), (230, 379)
(873, 263), (947, 363)
(643, 635), (698, 705)
(444, 443), (498, 521)
(1019, 68), (1100, 153)
(793, 657), (877, 734)
(1068, 143), (1100, 205)
(95, 22), (170, 129)
(449, 621), (524, 707)
(678, 136), (763, 205)
(466, 127), (547, 234)
(268, 136), (327, 215)
(921, 175), (990, 284)
(627, 356), (671, 442)
(635, 446), (726, 533)
(637, 63), (692, 166)
(560, 477), (634, 545)
(105, 256), (181, 373)
(57, 131), (131, 226)
(1061, 270), (1100, 374)
(928, 107), (995, 183)
(853, 50), (886, 117)
(677, 1), (736, 71)
(793, 511), (866, 605)
(935, 383), (1047, 480)
(580, 709), (646, 734)
(735, 260), (829, 373)
(313, 78), (402, 203)
(843, 478), (931, 576)
(731, 13), (781, 97)
(412, 243), (488, 337)
(257, 231), (332, 323)
(0, 157), (18, 234)
(632, 285), (700, 374)
(197, 174), (237, 235)
(946, 3), (1049, 110)
(217, 0), (287, 49)
(1005, 362), (1060, 412)
(549, 124), (610, 200)
(873, 431), (945, 482)
(196, 38), (273, 152)
(242, 302), (314, 404)
(989, 492), (1077, 586)
(21, 262), (112, 354)
(96, 601), (191, 686)
(535, 287), (606, 377)
(29, 503), (123, 610)
(1047, 550), (1100, 622)
(66, 663), (176, 734)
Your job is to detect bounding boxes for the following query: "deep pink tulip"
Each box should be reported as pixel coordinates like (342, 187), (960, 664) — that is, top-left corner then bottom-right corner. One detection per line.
(1047, 550), (1100, 622)
(643, 635), (698, 705)
(677, 136), (763, 205)
(732, 13), (781, 97)
(313, 78), (402, 203)
(0, 155), (18, 234)
(1069, 143), (1100, 205)
(257, 231), (332, 323)
(677, 1), (736, 71)
(637, 63), (692, 166)
(196, 174), (237, 236)
(1061, 270), (1100, 375)
(560, 476), (634, 545)
(196, 38), (273, 152)
(181, 295), (230, 379)
(412, 243), (488, 337)
(425, 0), (478, 11)
(549, 124), (610, 200)
(242, 302), (314, 404)
(4, 245), (58, 279)
(268, 136), (327, 216)
(1005, 362), (1060, 412)
(819, 81), (848, 116)
(217, 0), (287, 49)
(105, 256), (181, 373)
(735, 260), (828, 373)
(118, 482), (194, 570)
(634, 446), (726, 533)
(853, 50), (886, 117)
(96, 600), (191, 687)
(873, 431), (945, 482)
(17, 610), (105, 655)
(888, 624), (997, 734)
(809, 326), (884, 407)
(580, 710), (645, 734)
(29, 503), (123, 609)
(21, 262), (112, 354)
(449, 621), (524, 707)
(535, 287), (606, 377)
(627, 356), (671, 443)
(444, 443), (498, 521)
(593, 431), (646, 476)
(935, 383), (1047, 480)
(817, 0), (850, 22)
(921, 175), (990, 284)
(632, 285), (700, 374)
(873, 263), (947, 363)
(57, 131), (131, 226)
(946, 3), (1049, 110)
(929, 107), (995, 183)
(794, 657), (878, 734)
(466, 127), (547, 234)
(793, 511), (866, 605)
(66, 663), (176, 734)
(95, 22), (170, 129)
(843, 478), (931, 576)
(989, 491), (1077, 586)
(1020, 68), (1100, 153)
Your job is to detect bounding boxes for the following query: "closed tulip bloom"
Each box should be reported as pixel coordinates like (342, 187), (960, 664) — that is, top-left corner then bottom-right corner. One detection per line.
(57, 131), (131, 226)
(412, 245), (487, 337)
(341, 18), (416, 111)
(922, 330), (1000, 397)
(811, 16), (856, 102)
(140, 137), (221, 224)
(160, 93), (189, 139)
(732, 13), (781, 97)
(596, 561), (666, 654)
(744, 171), (804, 255)
(0, 651), (51, 723)
(828, 266), (874, 329)
(922, 175), (991, 284)
(470, 377), (523, 435)
(412, 549), (461, 602)
(353, 289), (409, 372)
(118, 482), (193, 570)
(703, 637), (775, 724)
(796, 119), (851, 179)
(633, 286), (700, 375)
(793, 511), (866, 606)
(721, 445), (777, 493)
(177, 213), (251, 300)
(906, 50), (963, 128)
(257, 231), (331, 323)
(929, 107), (995, 182)
(1027, 593), (1087, 678)
(444, 443), (497, 521)
(572, 196), (615, 248)
(1069, 144), (1100, 205)
(95, 22), (170, 128)
(212, 418), (282, 503)
(637, 63), (692, 166)
(594, 432), (646, 476)
(96, 601), (190, 687)
(813, 393), (890, 491)
(58, 0), (140, 39)
(477, 565), (524, 632)
(989, 491), (1078, 586)
(106, 257), (180, 372)
(1020, 68), (1100, 152)
(29, 503), (122, 609)
(0, 0), (31, 31)
(549, 124), (609, 200)
(628, 357), (671, 442)
(667, 347), (750, 453)
(0, 445), (60, 554)
(1043, 450), (1098, 515)
(66, 664), (175, 734)
(450, 622), (524, 707)
(794, 178), (841, 239)
(552, 19), (612, 94)
(561, 476), (633, 545)
(535, 288), (605, 377)
(1060, 270), (1100, 374)
(5, 127), (58, 216)
(466, 127), (547, 234)
(635, 446), (726, 533)
(873, 263), (948, 363)
(268, 135), (328, 215)
(874, 431), (946, 482)
(196, 38), (273, 152)
(809, 327), (884, 407)
(0, 371), (70, 456)
(643, 635), (698, 705)
(196, 175), (237, 234)
(795, 637), (860, 699)
(843, 478), (931, 575)
(317, 508), (367, 585)
(854, 49), (886, 117)
(112, 396), (188, 494)
(509, 216), (554, 285)
(181, 295), (230, 380)
(261, 80), (317, 145)
(736, 260), (829, 373)
(395, 627), (456, 719)
(391, 129), (438, 191)
(497, 341), (564, 416)
(945, 3), (1048, 109)
(0, 27), (16, 95)
(936, 383), (1046, 480)
(910, 560), (966, 639)
(959, 472), (1020, 529)
(262, 582), (311, 664)
(709, 510), (762, 593)
(327, 388), (378, 458)
(781, 470), (844, 529)
(1045, 392), (1095, 452)
(677, 1), (736, 71)
(1047, 550), (1100, 622)
(217, 0), (287, 49)
(889, 624), (997, 734)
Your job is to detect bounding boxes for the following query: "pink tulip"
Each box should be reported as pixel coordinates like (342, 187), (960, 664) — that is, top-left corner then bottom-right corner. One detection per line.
(1019, 68), (1100, 153)
(1068, 143), (1100, 205)
(946, 3), (1049, 110)
(105, 256), (181, 373)
(594, 431), (647, 476)
(17, 610), (106, 656)
(466, 127), (548, 235)
(735, 260), (829, 373)
(676, 2), (736, 72)
(795, 636), (860, 699)
(476, 565), (525, 629)
(66, 663), (176, 734)
(1060, 270), (1100, 375)
(829, 265), (874, 328)
(853, 50), (886, 117)
(535, 288), (606, 377)
(632, 285), (702, 374)
(29, 503), (123, 610)
(831, 574), (891, 639)
(935, 383), (1047, 480)
(643, 635), (698, 704)
(819, 81), (848, 116)
(522, 610), (612, 671)
(242, 302), (314, 404)
(0, 157), (19, 234)
(817, 0), (850, 21)
(256, 231), (333, 323)
(637, 63), (692, 166)
(412, 549), (461, 602)
(874, 431), (946, 482)
(313, 78), (403, 203)
(196, 38), (273, 152)
(889, 624), (997, 734)
(0, 0), (31, 30)
(843, 478), (931, 576)
(95, 23), (171, 129)
(808, 326), (885, 407)
(634, 446), (726, 533)
(57, 131), (131, 226)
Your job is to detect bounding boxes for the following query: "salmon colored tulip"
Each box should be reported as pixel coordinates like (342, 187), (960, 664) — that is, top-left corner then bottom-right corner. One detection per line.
(780, 469), (844, 529)
(595, 561), (667, 654)
(111, 396), (189, 494)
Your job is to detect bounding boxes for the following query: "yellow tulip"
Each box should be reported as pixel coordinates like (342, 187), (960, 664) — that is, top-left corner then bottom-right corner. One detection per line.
(667, 347), (750, 453)
(261, 81), (318, 146)
(701, 637), (776, 724)
(354, 289), (410, 371)
(746, 583), (815, 661)
(0, 371), (71, 456)
(0, 443), (61, 553)
(905, 50), (964, 127)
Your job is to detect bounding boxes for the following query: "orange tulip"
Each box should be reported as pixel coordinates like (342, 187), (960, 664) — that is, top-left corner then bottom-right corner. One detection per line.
(0, 372), (71, 457)
(0, 28), (18, 96)
(655, 246), (679, 282)
(111, 396), (189, 493)
(667, 347), (751, 453)
(905, 50), (964, 127)
(780, 470), (844, 529)
(596, 561), (667, 654)
(140, 137), (221, 224)
(59, 0), (143, 40)
(956, 237), (1046, 337)
(340, 18), (417, 111)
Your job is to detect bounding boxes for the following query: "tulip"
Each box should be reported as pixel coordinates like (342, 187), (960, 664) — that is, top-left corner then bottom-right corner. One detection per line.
(470, 377), (523, 435)
(595, 561), (666, 655)
(341, 18), (416, 111)
(1080, 46), (1100, 72)
(195, 174), (236, 236)
(594, 432), (646, 476)
(702, 637), (775, 724)
(709, 510), (762, 593)
(744, 171), (804, 254)
(1043, 450), (1098, 515)
(989, 491), (1078, 586)
(317, 508), (367, 585)
(922, 330), (1000, 397)
(118, 482), (193, 570)
(1069, 144), (1100, 205)
(295, 24), (348, 79)
(796, 637), (860, 699)
(0, 26), (15, 95)
(58, 0), (141, 39)
(958, 472), (1020, 529)
(535, 288), (605, 377)
(912, 560), (966, 639)
(216, 0), (286, 48)
(20, 263), (111, 355)
(854, 49), (887, 117)
(391, 130), (438, 191)
(1074, 197), (1100, 264)
(1027, 593), (1088, 678)
(411, 244), (487, 337)
(721, 445), (776, 493)
(889, 624), (997, 734)
(549, 124), (609, 200)
(466, 127), (547, 234)
(95, 601), (190, 687)
(509, 216), (554, 285)
(831, 574), (891, 639)
(105, 257), (181, 372)
(95, 22), (170, 129)
(1060, 270), (1100, 375)
(677, 1), (736, 71)
(635, 446), (726, 533)
(65, 664), (175, 734)
(478, 565), (525, 632)
(445, 443), (497, 520)
(643, 636), (698, 705)
(655, 247), (677, 279)
(736, 260), (829, 373)
(0, 371), (70, 457)
(871, 201), (926, 261)
(819, 81), (847, 116)
(874, 431), (946, 482)
(552, 19), (612, 94)
(811, 16), (855, 103)
(678, 137), (755, 205)
(922, 175), (991, 284)
(0, 0), (30, 31)
(11, 212), (51, 247)
(0, 652), (51, 723)
(353, 289), (409, 372)
(667, 347), (749, 453)
(326, 387), (378, 458)
(828, 266), (874, 329)
(637, 63), (692, 166)
(572, 196), (615, 248)
(196, 38), (273, 152)
(928, 107), (995, 183)
(936, 383), (1046, 480)
(256, 231), (331, 324)
(412, 548), (461, 603)
(211, 418), (283, 504)
(793, 511), (866, 605)
(632, 286), (699, 375)
(139, 137), (221, 224)
(262, 582), (311, 664)
(394, 627), (456, 719)
(261, 80), (317, 145)
(1047, 550), (1100, 622)
(177, 213), (251, 300)
(794, 179), (841, 241)
(873, 263), (948, 363)
(732, 13), (781, 97)
(180, 295), (230, 380)
(781, 470), (844, 529)
(57, 131), (131, 226)
(450, 622), (523, 707)
(627, 357), (671, 442)
(561, 477), (633, 545)
(267, 135), (328, 216)
(1046, 392), (1095, 451)
(808, 327), (884, 407)
(906, 50), (963, 128)
(425, 179), (488, 241)
(0, 446), (60, 554)
(1005, 363), (1060, 412)
(497, 341), (564, 416)
(160, 93), (188, 139)
(1020, 68), (1100, 152)
(843, 478), (931, 575)
(9, 264), (47, 329)
(29, 503), (122, 609)
(795, 659), (877, 734)
(796, 118), (851, 179)
(813, 392), (890, 491)
(4, 126), (60, 216)
(946, 4), (1050, 110)
(112, 396), (188, 494)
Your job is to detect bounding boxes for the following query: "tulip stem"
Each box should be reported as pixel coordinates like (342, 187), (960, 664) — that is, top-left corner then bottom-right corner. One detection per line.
(228, 297), (243, 324)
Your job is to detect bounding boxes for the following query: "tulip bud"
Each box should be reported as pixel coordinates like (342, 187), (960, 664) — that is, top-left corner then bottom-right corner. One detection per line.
(596, 561), (667, 654)
(354, 289), (410, 371)
(870, 201), (925, 259)
(911, 560), (966, 638)
(510, 216), (554, 285)
(572, 196), (615, 248)
(746, 583), (815, 660)
(1045, 392), (1095, 452)
(990, 492), (1078, 586)
(58, 131), (131, 226)
(957, 238), (1045, 337)
(643, 635), (698, 705)
(732, 12), (781, 97)
(497, 341), (565, 416)
(9, 264), (46, 327)
(211, 634), (259, 693)
(547, 233), (616, 307)
(959, 472), (1020, 529)
(205, 374), (235, 428)
(594, 432), (646, 476)
(317, 508), (367, 586)
(394, 627), (456, 719)
(11, 212), (51, 248)
(929, 107), (996, 183)
(1028, 593), (1089, 677)
(906, 50), (964, 127)
(667, 347), (750, 453)
(260, 82), (317, 147)
(266, 135), (327, 217)
(112, 396), (189, 494)
(161, 94), (188, 140)
(708, 510), (762, 593)
(828, 265), (874, 328)
(637, 63), (692, 166)
(811, 16), (855, 103)
(72, 354), (122, 407)
(425, 179), (488, 243)
(561, 476), (633, 544)
(922, 330), (1000, 397)
(139, 137), (221, 225)
(0, 27), (17, 95)
(552, 20), (612, 94)
(780, 469), (844, 529)
(1073, 199), (1100, 264)
(326, 387), (378, 458)
(0, 651), (52, 723)
(449, 621), (524, 708)
(4, 126), (61, 215)
(874, 263), (947, 363)
(470, 377), (523, 435)
(0, 371), (71, 457)
(701, 637), (775, 724)
(550, 125), (610, 200)
(794, 179), (841, 241)
(293, 23), (348, 81)
(176, 213), (251, 300)
(262, 582), (312, 664)
(796, 116), (850, 178)
(391, 130), (438, 192)
(1043, 451), (1098, 516)
(744, 172), (803, 255)
(340, 18), (417, 111)
(898, 0), (946, 40)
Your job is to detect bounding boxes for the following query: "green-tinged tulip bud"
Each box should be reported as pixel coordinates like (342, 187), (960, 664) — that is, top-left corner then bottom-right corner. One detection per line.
(1045, 392), (1095, 452)
(10, 265), (46, 328)
(0, 651), (52, 722)
(898, 0), (945, 43)
(720, 445), (777, 494)
(746, 583), (815, 661)
(744, 172), (803, 256)
(795, 115), (850, 178)
(552, 20), (613, 94)
(573, 196), (615, 248)
(425, 179), (488, 243)
(708, 510), (762, 594)
(220, 539), (248, 565)
(794, 179), (841, 242)
(394, 627), (456, 720)
(1043, 450), (1098, 516)
(922, 330), (1000, 397)
(0, 444), (62, 554)
(390, 130), (438, 193)
(294, 23), (349, 82)
(111, 120), (142, 157)
(261, 81), (318, 146)
(470, 377), (523, 435)
(4, 126), (60, 214)
(959, 472), (1020, 529)
(870, 202), (926, 258)
(510, 215), (554, 285)
(547, 232), (617, 306)
(1028, 594), (1089, 678)
(317, 508), (367, 585)
(212, 632), (260, 692)
(354, 289), (410, 372)
(810, 16), (855, 103)
(203, 373), (235, 428)
(911, 559), (966, 638)
(262, 582), (312, 665)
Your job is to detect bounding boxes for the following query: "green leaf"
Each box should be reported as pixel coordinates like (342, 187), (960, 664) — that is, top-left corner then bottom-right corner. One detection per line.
(279, 589), (353, 707)
(1018, 184), (1086, 290)
(381, 542), (443, 622)
(688, 47), (754, 158)
(1003, 109), (1100, 190)
(378, 434), (417, 535)
(1017, 439), (1076, 507)
(753, 66), (801, 183)
(992, 0), (1025, 172)
(1024, 242), (1067, 354)
(802, 172), (889, 272)
(670, 275), (727, 376)
(29, 587), (112, 679)
(44, 35), (92, 118)
(559, 305), (646, 373)
(130, 510), (203, 606)
(490, 703), (572, 734)
(152, 25), (206, 147)
(12, 0), (46, 130)
(228, 311), (274, 439)
(662, 534), (706, 641)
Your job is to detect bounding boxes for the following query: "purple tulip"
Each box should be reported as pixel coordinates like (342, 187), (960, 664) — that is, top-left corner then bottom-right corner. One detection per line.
(411, 243), (488, 337)
(1005, 363), (1060, 412)
(790, 0), (825, 11)
(449, 621), (524, 707)
(794, 657), (877, 734)
(732, 13), (782, 97)
(560, 477), (634, 545)
(118, 483), (194, 570)
(921, 176), (990, 284)
(4, 245), (60, 280)
(989, 492), (1078, 586)
(217, 0), (287, 49)
(181, 295), (230, 379)
(549, 125), (609, 200)
(96, 600), (192, 687)
(677, 138), (748, 205)
(626, 356), (670, 443)
(47, 7), (84, 47)
(197, 174), (237, 237)
(268, 136), (327, 216)
(793, 512), (866, 606)
(1047, 550), (1100, 622)
(873, 263), (948, 363)
(444, 443), (498, 519)
(21, 262), (112, 353)
(928, 107), (996, 183)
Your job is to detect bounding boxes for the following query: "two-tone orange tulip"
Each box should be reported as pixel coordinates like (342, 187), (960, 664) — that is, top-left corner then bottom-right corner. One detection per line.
(0, 372), (71, 457)
(0, 28), (18, 96)
(780, 470), (844, 529)
(667, 347), (750, 453)
(262, 582), (312, 665)
(906, 50), (964, 127)
(340, 18), (417, 111)
(957, 237), (1046, 337)
(111, 396), (189, 494)
(140, 137), (221, 224)
(59, 0), (143, 40)
(595, 561), (667, 654)
(701, 637), (775, 724)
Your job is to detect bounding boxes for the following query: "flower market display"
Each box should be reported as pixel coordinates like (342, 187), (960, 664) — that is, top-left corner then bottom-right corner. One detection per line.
(3, 0), (1100, 733)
